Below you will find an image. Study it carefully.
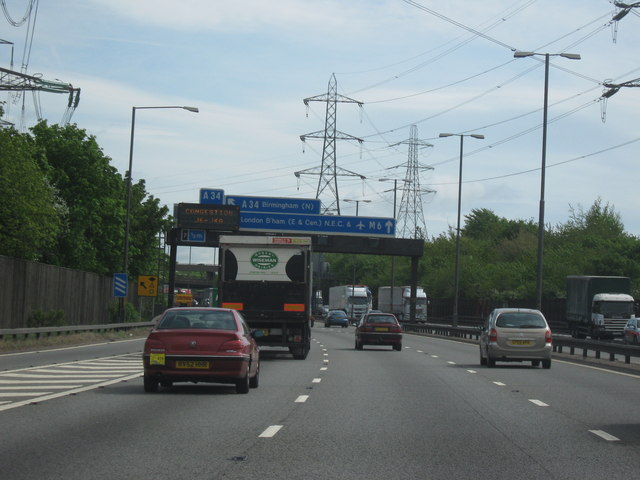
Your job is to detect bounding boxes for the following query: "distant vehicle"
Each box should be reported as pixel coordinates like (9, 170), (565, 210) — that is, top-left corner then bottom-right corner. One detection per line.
(566, 275), (636, 339)
(479, 308), (552, 369)
(377, 285), (428, 322)
(329, 285), (372, 321)
(355, 312), (402, 351)
(623, 318), (640, 344)
(142, 307), (261, 394)
(325, 310), (349, 328)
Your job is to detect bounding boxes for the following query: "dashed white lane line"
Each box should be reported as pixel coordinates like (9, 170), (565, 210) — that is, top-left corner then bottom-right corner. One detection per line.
(447, 361), (456, 365)
(430, 355), (439, 358)
(295, 395), (309, 403)
(320, 367), (327, 371)
(259, 425), (283, 438)
(529, 399), (549, 407)
(589, 430), (620, 442)
(466, 370), (477, 374)
(493, 381), (506, 387)
(312, 378), (322, 383)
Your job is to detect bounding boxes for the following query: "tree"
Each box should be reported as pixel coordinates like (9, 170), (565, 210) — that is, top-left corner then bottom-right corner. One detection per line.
(0, 127), (62, 260)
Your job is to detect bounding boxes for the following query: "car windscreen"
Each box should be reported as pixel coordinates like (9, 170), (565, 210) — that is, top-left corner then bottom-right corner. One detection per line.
(495, 313), (546, 328)
(158, 311), (237, 330)
(366, 315), (397, 324)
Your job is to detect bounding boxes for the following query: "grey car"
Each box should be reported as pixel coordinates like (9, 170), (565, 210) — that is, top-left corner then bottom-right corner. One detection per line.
(479, 308), (552, 369)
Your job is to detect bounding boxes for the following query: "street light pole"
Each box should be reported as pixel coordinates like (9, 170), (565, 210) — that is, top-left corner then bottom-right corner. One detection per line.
(344, 199), (371, 321)
(439, 133), (485, 327)
(513, 51), (580, 309)
(379, 178), (410, 319)
(121, 105), (199, 321)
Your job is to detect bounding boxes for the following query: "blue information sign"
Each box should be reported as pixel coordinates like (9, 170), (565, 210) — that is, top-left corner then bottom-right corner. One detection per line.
(113, 273), (128, 298)
(200, 188), (225, 204)
(181, 229), (206, 242)
(226, 195), (321, 215)
(239, 211), (395, 237)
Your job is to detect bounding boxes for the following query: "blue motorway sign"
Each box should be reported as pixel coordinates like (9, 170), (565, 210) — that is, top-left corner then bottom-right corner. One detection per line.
(239, 211), (395, 237)
(226, 195), (321, 215)
(181, 229), (206, 242)
(113, 273), (128, 298)
(200, 188), (225, 205)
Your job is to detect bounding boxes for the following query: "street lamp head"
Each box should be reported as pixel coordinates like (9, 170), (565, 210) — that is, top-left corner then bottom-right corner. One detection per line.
(439, 133), (454, 137)
(513, 51), (535, 58)
(470, 134), (485, 139)
(560, 53), (581, 60)
(183, 106), (199, 113)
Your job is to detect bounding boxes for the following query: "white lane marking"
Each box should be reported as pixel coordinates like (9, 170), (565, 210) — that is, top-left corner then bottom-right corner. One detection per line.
(554, 359), (640, 379)
(0, 372), (143, 412)
(259, 425), (283, 438)
(0, 337), (143, 357)
(2, 374), (123, 379)
(312, 378), (321, 383)
(417, 350), (423, 353)
(322, 349), (327, 352)
(0, 392), (53, 398)
(467, 370), (477, 374)
(430, 355), (439, 358)
(323, 359), (329, 364)
(589, 430), (620, 441)
(493, 382), (506, 387)
(529, 399), (549, 407)
(0, 385), (82, 390)
(295, 395), (309, 403)
(320, 367), (327, 371)
(447, 361), (456, 365)
(323, 353), (328, 356)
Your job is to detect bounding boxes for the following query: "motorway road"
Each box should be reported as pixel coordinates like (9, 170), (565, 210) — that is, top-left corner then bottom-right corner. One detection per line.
(1, 327), (639, 480)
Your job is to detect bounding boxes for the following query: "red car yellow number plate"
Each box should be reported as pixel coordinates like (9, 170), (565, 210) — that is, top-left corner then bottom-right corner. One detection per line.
(150, 353), (165, 365)
(175, 360), (210, 369)
(374, 327), (389, 332)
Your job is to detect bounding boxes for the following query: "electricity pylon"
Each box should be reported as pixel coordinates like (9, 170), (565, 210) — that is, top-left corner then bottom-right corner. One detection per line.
(389, 125), (435, 239)
(295, 73), (364, 215)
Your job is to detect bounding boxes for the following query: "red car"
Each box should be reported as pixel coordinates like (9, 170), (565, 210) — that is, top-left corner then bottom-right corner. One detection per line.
(355, 313), (403, 351)
(143, 307), (261, 394)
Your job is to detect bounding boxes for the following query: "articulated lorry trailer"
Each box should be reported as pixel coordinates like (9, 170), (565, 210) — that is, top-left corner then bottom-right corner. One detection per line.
(566, 275), (636, 339)
(378, 286), (428, 322)
(329, 285), (372, 321)
(218, 235), (312, 360)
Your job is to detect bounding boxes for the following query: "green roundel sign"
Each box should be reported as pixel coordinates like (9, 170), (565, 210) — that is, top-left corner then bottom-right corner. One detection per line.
(251, 250), (279, 270)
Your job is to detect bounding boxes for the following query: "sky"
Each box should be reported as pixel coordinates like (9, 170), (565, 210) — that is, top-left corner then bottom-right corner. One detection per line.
(2, 0), (640, 265)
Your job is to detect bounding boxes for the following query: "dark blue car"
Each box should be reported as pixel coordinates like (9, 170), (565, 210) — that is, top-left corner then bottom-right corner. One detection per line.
(325, 310), (349, 328)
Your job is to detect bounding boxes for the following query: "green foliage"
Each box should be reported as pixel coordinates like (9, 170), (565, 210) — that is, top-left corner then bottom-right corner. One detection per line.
(108, 301), (142, 323)
(28, 309), (65, 327)
(0, 128), (63, 260)
(325, 201), (640, 305)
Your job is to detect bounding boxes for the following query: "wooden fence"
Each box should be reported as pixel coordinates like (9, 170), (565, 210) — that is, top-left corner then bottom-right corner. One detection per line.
(0, 255), (142, 329)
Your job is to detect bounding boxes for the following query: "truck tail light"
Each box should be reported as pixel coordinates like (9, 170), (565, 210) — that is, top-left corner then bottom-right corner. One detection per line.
(489, 328), (498, 342)
(284, 304), (305, 312)
(545, 329), (552, 344)
(222, 302), (243, 310)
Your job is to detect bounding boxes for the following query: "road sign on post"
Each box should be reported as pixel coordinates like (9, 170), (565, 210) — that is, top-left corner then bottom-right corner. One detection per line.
(138, 275), (158, 297)
(113, 273), (128, 297)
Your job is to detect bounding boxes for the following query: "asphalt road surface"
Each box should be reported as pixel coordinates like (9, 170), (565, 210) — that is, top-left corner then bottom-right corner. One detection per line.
(1, 326), (638, 479)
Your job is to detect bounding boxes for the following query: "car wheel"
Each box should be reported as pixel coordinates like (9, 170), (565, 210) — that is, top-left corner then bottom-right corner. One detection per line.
(487, 356), (496, 368)
(324, 323), (329, 328)
(236, 368), (250, 394)
(531, 360), (540, 367)
(634, 336), (639, 345)
(356, 339), (363, 350)
(249, 361), (260, 389)
(393, 344), (402, 351)
(160, 380), (173, 388)
(542, 359), (551, 369)
(479, 347), (487, 366)
(143, 374), (158, 393)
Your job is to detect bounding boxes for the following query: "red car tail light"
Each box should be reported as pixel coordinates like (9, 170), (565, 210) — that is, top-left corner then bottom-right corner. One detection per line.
(489, 328), (498, 342)
(391, 325), (402, 333)
(220, 337), (244, 353)
(144, 336), (165, 352)
(545, 329), (552, 344)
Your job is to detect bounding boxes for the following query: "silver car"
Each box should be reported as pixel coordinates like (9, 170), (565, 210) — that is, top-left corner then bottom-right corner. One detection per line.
(479, 308), (552, 369)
